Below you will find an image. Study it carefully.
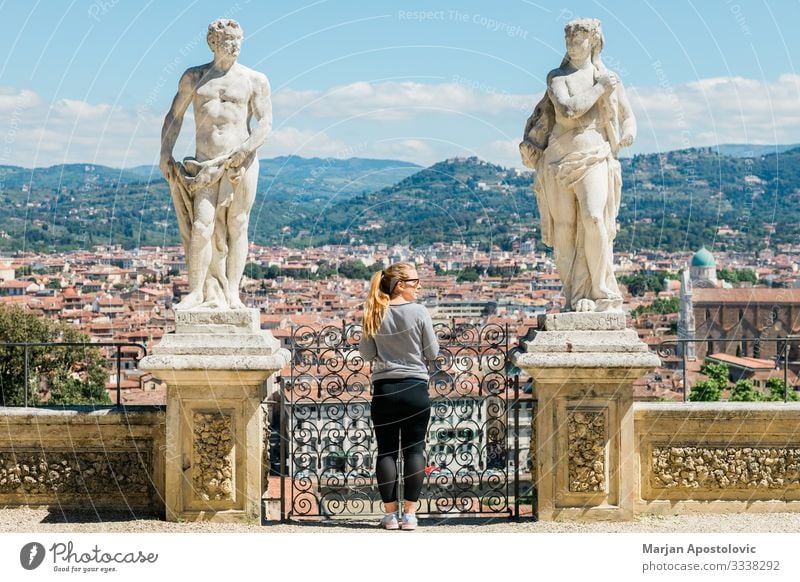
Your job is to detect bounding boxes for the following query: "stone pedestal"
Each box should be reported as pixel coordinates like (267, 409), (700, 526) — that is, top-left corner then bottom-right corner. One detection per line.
(139, 309), (290, 522)
(513, 312), (659, 521)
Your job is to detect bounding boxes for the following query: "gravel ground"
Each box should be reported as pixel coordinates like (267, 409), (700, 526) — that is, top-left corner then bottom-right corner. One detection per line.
(3, 507), (800, 533)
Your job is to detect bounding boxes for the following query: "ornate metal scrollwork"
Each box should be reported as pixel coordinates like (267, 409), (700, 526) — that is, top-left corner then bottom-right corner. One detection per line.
(283, 319), (521, 519)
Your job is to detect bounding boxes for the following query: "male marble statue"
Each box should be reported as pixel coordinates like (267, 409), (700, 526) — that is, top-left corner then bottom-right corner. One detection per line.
(520, 18), (635, 313)
(160, 19), (271, 310)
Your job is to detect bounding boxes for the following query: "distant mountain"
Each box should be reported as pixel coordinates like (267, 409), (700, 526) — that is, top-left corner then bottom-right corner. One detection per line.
(618, 146), (800, 253)
(0, 163), (146, 191)
(2, 148), (800, 254)
(282, 156), (537, 248)
(715, 143), (800, 158)
(286, 147), (800, 253)
(1, 156), (420, 199)
(125, 165), (160, 178)
(257, 156), (421, 204)
(0, 156), (421, 251)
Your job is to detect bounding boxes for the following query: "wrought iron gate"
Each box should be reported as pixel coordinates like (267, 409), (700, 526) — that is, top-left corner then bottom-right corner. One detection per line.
(280, 320), (529, 520)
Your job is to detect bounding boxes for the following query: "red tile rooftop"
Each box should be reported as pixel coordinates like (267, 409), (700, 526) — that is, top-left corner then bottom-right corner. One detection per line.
(0, 296), (30, 305)
(693, 287), (800, 303)
(0, 280), (32, 288)
(706, 353), (776, 371)
(97, 296), (125, 306)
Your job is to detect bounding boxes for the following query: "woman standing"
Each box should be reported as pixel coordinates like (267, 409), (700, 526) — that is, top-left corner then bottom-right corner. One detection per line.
(358, 262), (439, 530)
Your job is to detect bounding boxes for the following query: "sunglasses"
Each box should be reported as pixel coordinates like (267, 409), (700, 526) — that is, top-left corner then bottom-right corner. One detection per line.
(400, 278), (421, 287)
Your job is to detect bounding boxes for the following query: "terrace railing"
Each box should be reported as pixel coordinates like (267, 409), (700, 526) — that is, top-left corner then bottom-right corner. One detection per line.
(280, 319), (532, 520)
(657, 336), (798, 401)
(0, 341), (147, 407)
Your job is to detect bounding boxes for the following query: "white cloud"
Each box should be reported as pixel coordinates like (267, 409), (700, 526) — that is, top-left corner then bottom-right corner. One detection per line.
(371, 139), (437, 161)
(50, 99), (115, 120)
(0, 88), (41, 112)
(0, 88), (166, 168)
(259, 127), (351, 159)
(274, 80), (532, 121)
(2, 74), (800, 169)
(478, 139), (525, 168)
(628, 73), (800, 152)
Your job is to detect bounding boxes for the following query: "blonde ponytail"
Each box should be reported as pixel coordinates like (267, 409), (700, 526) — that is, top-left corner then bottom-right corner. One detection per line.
(363, 271), (390, 339)
(362, 262), (415, 339)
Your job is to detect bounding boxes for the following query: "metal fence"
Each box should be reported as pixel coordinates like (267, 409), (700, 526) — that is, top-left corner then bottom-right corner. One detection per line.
(279, 320), (532, 521)
(0, 342), (147, 407)
(657, 337), (798, 401)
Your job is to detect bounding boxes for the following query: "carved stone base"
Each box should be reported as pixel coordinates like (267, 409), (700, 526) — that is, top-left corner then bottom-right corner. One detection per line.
(139, 308), (290, 522)
(513, 312), (659, 521)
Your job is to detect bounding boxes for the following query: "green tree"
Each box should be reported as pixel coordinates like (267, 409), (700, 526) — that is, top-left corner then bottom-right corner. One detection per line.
(452, 265), (482, 283)
(315, 263), (337, 279)
(618, 273), (666, 296)
(765, 377), (799, 402)
(631, 297), (680, 318)
(688, 361), (729, 402)
(688, 379), (722, 402)
(737, 269), (758, 284)
(0, 306), (109, 406)
(337, 260), (377, 280)
(48, 365), (110, 405)
(717, 268), (736, 283)
(456, 270), (480, 283)
(718, 268), (758, 285)
(701, 361), (729, 388)
(729, 379), (763, 402)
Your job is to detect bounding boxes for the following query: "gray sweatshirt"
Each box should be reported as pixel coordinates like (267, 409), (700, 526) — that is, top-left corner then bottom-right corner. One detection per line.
(358, 303), (440, 382)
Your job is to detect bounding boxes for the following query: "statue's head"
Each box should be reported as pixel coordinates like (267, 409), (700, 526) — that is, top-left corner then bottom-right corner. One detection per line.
(207, 19), (243, 58)
(564, 18), (604, 64)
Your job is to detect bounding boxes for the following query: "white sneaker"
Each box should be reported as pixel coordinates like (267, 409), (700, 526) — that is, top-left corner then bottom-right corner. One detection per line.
(380, 512), (399, 530)
(400, 512), (418, 530)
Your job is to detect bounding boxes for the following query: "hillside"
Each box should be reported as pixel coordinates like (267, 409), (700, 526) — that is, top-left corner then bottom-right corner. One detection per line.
(715, 143), (800, 158)
(281, 157), (537, 249)
(280, 146), (800, 253)
(1, 147), (799, 253)
(618, 146), (800, 252)
(0, 163), (145, 191)
(0, 157), (420, 251)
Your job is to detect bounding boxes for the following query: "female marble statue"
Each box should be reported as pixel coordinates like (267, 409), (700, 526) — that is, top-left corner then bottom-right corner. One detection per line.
(520, 18), (635, 312)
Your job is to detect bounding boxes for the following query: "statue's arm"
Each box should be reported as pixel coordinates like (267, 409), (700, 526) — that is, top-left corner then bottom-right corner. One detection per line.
(239, 73), (272, 157)
(616, 83), (636, 148)
(160, 70), (195, 178)
(547, 69), (612, 120)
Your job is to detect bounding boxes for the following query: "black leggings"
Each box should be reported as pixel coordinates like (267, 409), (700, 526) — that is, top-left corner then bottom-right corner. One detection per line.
(371, 378), (431, 504)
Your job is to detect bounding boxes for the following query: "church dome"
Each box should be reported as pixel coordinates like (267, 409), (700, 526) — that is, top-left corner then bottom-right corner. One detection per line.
(691, 246), (716, 267)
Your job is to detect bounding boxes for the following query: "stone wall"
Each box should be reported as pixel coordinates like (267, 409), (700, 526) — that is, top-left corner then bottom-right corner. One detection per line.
(5, 401), (800, 519)
(634, 402), (800, 514)
(0, 407), (166, 512)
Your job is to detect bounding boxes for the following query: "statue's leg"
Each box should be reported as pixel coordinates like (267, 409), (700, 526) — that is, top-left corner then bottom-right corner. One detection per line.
(548, 179), (579, 311)
(225, 159), (259, 310)
(204, 188), (229, 309)
(575, 161), (621, 307)
(179, 186), (217, 310)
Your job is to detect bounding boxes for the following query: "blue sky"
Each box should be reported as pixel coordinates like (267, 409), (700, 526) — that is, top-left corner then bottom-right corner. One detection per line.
(1, 0), (798, 168)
